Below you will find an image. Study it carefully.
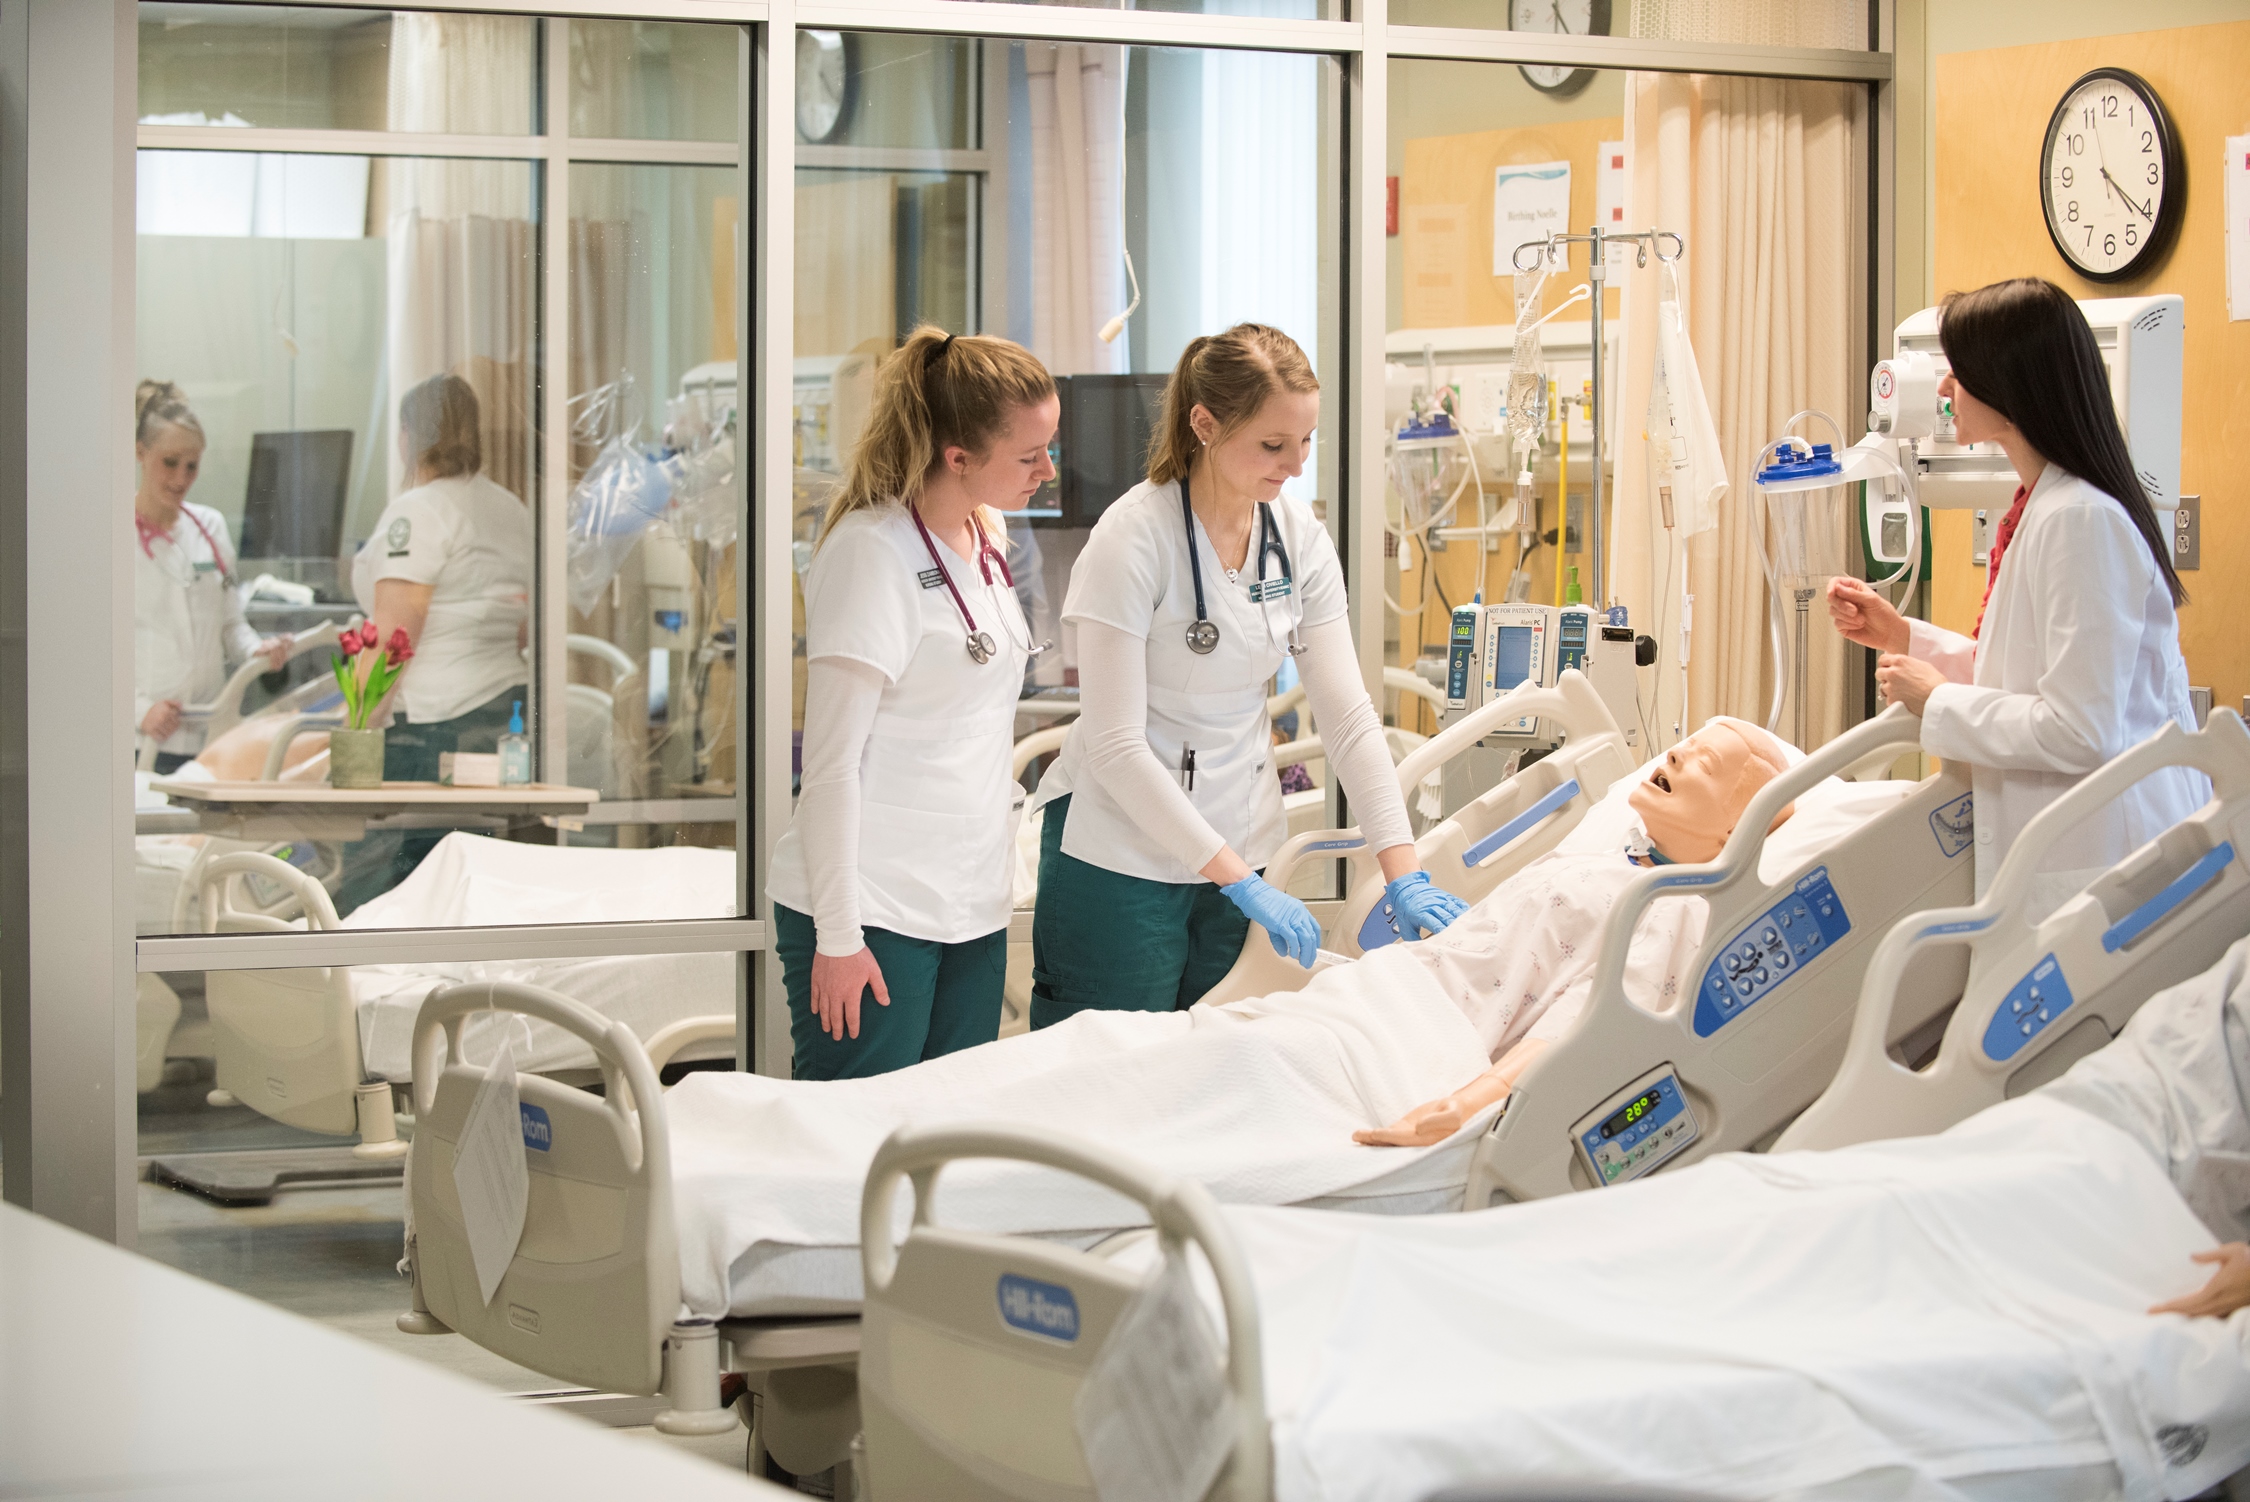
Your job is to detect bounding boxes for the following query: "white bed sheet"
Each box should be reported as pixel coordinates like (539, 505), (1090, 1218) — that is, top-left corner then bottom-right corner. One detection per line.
(673, 768), (1918, 1318)
(342, 833), (739, 1080)
(1102, 936), (2250, 1502)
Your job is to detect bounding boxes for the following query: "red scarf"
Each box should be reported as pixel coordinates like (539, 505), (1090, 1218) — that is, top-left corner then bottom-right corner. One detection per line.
(1972, 485), (2030, 640)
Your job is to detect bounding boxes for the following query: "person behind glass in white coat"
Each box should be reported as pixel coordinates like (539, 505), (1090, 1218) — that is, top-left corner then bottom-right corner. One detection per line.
(1827, 277), (2206, 915)
(1028, 323), (1469, 1030)
(132, 380), (287, 773)
(766, 328), (1059, 1079)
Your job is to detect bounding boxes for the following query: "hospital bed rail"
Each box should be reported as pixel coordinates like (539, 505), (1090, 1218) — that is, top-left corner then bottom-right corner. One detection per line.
(1781, 708), (2250, 1153)
(1200, 669), (1632, 1006)
(1466, 704), (1974, 1206)
(858, 1122), (1267, 1502)
(134, 618), (345, 771)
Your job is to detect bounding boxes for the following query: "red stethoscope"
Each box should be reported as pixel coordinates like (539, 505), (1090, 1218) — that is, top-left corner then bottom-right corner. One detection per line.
(910, 505), (1028, 666)
(137, 507), (233, 587)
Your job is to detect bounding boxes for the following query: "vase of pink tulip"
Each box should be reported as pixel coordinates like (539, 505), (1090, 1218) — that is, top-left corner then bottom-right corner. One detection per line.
(328, 620), (414, 789)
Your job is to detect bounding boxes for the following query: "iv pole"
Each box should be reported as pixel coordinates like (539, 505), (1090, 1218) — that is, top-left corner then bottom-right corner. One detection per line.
(1511, 225), (1686, 606)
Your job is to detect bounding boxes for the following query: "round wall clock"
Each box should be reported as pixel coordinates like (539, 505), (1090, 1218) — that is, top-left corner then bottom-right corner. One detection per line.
(2039, 67), (2182, 283)
(796, 30), (854, 145)
(1510, 0), (1611, 97)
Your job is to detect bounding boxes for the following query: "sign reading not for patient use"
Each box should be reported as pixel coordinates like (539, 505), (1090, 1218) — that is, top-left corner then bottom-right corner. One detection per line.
(1494, 161), (1572, 275)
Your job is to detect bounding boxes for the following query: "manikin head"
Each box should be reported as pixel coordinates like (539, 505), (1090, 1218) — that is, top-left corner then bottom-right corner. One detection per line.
(1628, 718), (1796, 865)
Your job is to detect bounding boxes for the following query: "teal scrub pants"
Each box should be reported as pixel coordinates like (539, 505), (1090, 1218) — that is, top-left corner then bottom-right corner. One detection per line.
(772, 903), (1006, 1080)
(1029, 794), (1251, 1031)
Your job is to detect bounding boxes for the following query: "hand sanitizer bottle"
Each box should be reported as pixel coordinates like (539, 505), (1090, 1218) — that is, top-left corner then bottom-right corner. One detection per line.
(498, 700), (532, 786)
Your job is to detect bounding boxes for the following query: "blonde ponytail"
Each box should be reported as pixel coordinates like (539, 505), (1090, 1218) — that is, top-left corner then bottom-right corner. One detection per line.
(1147, 323), (1318, 486)
(135, 379), (204, 448)
(820, 327), (1055, 546)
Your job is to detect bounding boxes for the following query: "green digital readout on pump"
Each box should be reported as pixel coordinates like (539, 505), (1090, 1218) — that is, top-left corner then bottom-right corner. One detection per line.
(1600, 1088), (1662, 1140)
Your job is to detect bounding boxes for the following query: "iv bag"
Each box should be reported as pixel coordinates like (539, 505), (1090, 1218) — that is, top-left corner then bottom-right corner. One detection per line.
(1505, 268), (1549, 459)
(1647, 270), (1727, 537)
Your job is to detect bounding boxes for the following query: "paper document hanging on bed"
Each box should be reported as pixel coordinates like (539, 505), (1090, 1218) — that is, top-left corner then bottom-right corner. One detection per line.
(1073, 1256), (1236, 1502)
(451, 1036), (530, 1305)
(1647, 264), (1727, 538)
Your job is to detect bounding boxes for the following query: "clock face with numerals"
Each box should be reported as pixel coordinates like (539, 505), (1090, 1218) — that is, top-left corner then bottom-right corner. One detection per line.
(2039, 68), (2182, 283)
(1509, 0), (1611, 96)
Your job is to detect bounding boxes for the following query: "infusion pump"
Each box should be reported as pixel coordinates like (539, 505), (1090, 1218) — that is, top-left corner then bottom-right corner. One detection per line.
(1442, 601), (1644, 749)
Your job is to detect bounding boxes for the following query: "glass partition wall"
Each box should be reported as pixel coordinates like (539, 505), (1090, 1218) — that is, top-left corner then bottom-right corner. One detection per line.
(15, 0), (1889, 1411)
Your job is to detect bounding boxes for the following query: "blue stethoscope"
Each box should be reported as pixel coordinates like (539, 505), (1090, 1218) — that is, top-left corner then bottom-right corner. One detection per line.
(1180, 478), (1300, 657)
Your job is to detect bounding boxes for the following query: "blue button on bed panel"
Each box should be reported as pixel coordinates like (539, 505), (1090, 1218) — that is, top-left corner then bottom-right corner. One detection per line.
(1692, 867), (1851, 1038)
(1980, 954), (2075, 1063)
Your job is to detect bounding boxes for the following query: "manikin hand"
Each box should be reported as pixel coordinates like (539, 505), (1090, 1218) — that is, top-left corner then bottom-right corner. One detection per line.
(2149, 1243), (2250, 1319)
(1875, 653), (1946, 717)
(1826, 576), (1910, 654)
(255, 635), (292, 671)
(1356, 1040), (1548, 1148)
(809, 945), (889, 1041)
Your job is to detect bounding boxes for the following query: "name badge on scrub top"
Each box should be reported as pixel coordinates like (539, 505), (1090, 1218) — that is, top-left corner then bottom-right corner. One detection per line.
(193, 560), (220, 576)
(1247, 577), (1292, 603)
(917, 567), (946, 590)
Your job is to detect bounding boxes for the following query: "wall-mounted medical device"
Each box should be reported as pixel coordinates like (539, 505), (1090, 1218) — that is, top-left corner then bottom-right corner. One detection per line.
(1871, 294), (2182, 512)
(1442, 600), (1645, 749)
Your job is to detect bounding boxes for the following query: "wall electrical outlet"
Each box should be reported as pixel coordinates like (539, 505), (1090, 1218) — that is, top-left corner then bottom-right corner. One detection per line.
(2173, 494), (2200, 572)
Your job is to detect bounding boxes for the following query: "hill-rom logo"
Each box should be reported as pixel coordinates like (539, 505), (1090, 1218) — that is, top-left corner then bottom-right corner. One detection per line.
(520, 1102), (552, 1152)
(996, 1273), (1079, 1342)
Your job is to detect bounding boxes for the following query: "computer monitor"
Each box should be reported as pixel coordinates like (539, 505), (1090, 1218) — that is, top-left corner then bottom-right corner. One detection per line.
(1054, 374), (1168, 527)
(239, 429), (353, 560)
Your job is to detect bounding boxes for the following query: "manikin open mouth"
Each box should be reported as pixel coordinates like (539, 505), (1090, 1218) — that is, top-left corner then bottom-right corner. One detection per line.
(1651, 769), (1673, 793)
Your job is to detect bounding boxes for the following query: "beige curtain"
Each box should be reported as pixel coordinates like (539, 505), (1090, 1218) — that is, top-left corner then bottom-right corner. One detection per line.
(384, 15), (539, 503)
(1025, 42), (1126, 376)
(1609, 71), (1863, 751)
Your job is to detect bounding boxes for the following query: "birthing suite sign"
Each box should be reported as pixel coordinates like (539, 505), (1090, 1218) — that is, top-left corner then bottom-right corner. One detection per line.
(1493, 162), (1572, 274)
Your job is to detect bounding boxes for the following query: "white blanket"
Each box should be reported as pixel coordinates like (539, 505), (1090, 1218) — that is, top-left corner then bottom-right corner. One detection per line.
(1159, 938), (2250, 1502)
(345, 833), (738, 1079)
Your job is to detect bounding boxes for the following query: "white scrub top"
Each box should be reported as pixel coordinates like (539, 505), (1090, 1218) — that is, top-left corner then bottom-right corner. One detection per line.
(767, 504), (1031, 944)
(1910, 464), (2208, 909)
(1037, 479), (1348, 884)
(351, 473), (532, 725)
(134, 501), (259, 756)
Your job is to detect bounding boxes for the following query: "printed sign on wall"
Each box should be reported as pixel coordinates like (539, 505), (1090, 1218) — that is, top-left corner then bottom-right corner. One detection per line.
(1493, 162), (1572, 274)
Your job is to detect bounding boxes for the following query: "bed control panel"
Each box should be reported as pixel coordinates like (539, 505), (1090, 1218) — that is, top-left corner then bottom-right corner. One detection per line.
(1691, 867), (1852, 1038)
(1574, 1065), (1700, 1187)
(1979, 954), (2076, 1064)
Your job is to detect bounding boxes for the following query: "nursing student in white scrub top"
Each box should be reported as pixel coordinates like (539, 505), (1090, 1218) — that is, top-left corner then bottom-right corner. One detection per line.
(767, 329), (1058, 1079)
(1029, 323), (1469, 1030)
(1829, 278), (2206, 916)
(336, 373), (533, 912)
(131, 381), (288, 773)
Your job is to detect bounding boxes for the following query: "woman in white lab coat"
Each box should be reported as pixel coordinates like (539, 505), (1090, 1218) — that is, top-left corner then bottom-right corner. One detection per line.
(766, 328), (1058, 1079)
(1028, 323), (1468, 1030)
(132, 380), (287, 773)
(1828, 277), (2205, 909)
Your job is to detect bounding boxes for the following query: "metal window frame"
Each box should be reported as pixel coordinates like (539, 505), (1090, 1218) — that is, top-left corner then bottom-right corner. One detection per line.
(3, 0), (1895, 1237)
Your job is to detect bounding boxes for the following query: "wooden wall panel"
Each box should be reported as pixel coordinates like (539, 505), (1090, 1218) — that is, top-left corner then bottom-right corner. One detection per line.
(1934, 22), (2250, 711)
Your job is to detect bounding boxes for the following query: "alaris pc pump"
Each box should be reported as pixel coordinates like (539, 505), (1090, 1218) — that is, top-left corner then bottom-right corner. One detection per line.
(1442, 594), (1650, 750)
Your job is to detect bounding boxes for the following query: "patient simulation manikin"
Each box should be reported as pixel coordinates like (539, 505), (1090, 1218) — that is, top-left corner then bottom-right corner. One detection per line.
(1357, 719), (1795, 1147)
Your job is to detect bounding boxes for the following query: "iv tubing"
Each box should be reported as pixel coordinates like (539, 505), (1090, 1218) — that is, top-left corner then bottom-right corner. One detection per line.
(1554, 380), (1568, 607)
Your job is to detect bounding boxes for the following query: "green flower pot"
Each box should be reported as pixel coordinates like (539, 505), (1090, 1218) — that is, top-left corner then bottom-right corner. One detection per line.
(329, 727), (386, 789)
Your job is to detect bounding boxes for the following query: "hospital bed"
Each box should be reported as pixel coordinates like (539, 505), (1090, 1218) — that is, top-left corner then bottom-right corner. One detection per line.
(1782, 707), (2250, 1154)
(856, 1094), (2250, 1502)
(188, 835), (738, 1156)
(395, 737), (1973, 1480)
(134, 618), (344, 771)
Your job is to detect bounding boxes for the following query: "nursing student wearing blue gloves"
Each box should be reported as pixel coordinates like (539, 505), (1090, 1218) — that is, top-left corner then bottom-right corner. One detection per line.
(1028, 323), (1467, 1028)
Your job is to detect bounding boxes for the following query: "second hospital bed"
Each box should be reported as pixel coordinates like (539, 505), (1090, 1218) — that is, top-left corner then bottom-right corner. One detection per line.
(392, 700), (1990, 1476)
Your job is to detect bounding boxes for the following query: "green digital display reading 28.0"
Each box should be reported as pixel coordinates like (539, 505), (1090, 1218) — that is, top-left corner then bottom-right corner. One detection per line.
(1600, 1087), (1663, 1140)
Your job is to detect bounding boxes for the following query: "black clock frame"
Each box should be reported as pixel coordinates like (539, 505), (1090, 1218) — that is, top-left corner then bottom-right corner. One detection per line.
(1515, 0), (1612, 98)
(796, 30), (859, 146)
(2037, 66), (2183, 284)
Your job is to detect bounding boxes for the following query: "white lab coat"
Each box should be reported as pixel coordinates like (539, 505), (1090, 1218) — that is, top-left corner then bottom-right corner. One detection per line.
(1908, 464), (2207, 908)
(134, 501), (260, 757)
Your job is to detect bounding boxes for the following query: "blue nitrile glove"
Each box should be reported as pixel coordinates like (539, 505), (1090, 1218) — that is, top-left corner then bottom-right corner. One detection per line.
(1384, 871), (1471, 941)
(1221, 873), (1324, 970)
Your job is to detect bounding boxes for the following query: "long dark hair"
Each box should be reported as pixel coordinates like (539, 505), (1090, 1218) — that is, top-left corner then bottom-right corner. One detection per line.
(1937, 278), (2184, 606)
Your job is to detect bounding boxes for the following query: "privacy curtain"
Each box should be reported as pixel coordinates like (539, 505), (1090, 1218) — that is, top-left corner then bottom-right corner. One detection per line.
(1609, 70), (1863, 750)
(383, 14), (539, 504)
(1024, 42), (1127, 376)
